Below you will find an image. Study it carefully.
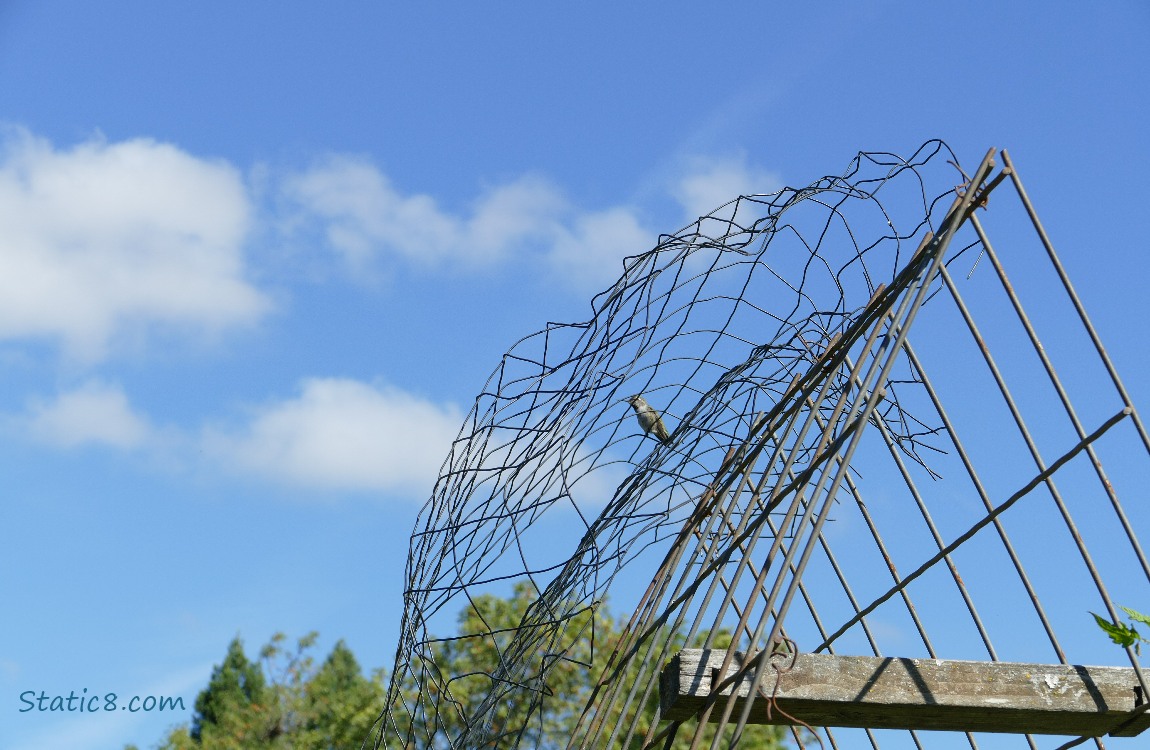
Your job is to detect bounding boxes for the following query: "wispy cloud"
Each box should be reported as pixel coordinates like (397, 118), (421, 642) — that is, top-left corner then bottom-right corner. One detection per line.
(547, 207), (653, 288)
(7, 376), (461, 496)
(672, 154), (782, 221)
(0, 123), (784, 369)
(281, 154), (656, 288)
(280, 157), (567, 269)
(280, 155), (464, 269)
(0, 126), (781, 368)
(0, 128), (784, 498)
(282, 152), (781, 290)
(0, 127), (271, 361)
(23, 381), (151, 449)
(203, 377), (461, 494)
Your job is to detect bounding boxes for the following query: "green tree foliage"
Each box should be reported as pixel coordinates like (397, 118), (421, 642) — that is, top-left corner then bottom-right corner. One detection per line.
(139, 632), (384, 750)
(136, 589), (789, 750)
(394, 582), (786, 750)
(192, 636), (269, 744)
(417, 582), (607, 749)
(301, 640), (387, 748)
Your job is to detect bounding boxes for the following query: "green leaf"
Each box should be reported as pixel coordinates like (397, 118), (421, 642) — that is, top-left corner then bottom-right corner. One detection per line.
(1120, 606), (1150, 629)
(1092, 612), (1140, 648)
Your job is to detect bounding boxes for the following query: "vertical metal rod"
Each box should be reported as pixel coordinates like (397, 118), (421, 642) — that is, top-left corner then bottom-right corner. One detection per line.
(690, 363), (883, 749)
(824, 480), (951, 750)
(588, 457), (747, 750)
(576, 501), (696, 747)
(594, 401), (800, 750)
(723, 297), (919, 745)
(863, 389), (1000, 656)
(786, 339), (932, 654)
(694, 408), (810, 651)
(845, 385), (1004, 742)
(691, 349), (858, 668)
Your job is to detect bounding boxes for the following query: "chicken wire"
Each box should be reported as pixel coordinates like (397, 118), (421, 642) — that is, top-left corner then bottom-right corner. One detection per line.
(369, 141), (1150, 750)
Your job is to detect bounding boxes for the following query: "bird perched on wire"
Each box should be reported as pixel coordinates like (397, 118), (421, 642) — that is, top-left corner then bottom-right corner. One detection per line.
(625, 394), (671, 444)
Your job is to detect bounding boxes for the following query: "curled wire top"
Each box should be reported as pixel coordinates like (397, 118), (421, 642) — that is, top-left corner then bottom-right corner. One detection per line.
(377, 140), (963, 747)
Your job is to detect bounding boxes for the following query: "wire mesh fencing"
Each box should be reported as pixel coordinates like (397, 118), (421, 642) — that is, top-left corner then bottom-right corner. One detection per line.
(369, 141), (1150, 750)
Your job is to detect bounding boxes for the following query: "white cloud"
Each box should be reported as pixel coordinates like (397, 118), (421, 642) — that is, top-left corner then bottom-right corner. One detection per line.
(281, 157), (571, 269)
(10, 376), (461, 494)
(280, 155), (462, 268)
(204, 377), (461, 494)
(0, 129), (781, 366)
(282, 155), (652, 288)
(467, 175), (568, 263)
(283, 153), (785, 290)
(548, 207), (653, 287)
(25, 381), (151, 449)
(673, 154), (782, 221)
(0, 128), (271, 361)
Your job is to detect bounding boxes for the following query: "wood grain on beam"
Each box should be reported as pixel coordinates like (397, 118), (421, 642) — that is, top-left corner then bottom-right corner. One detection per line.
(660, 649), (1147, 737)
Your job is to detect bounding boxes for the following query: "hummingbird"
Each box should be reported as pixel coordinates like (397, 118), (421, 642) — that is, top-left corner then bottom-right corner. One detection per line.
(625, 394), (671, 444)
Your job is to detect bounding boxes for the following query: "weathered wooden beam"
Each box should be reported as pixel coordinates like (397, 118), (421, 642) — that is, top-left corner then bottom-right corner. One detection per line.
(660, 649), (1148, 737)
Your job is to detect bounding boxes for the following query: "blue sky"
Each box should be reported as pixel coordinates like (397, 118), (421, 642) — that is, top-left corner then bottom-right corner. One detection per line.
(1, 2), (1148, 749)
